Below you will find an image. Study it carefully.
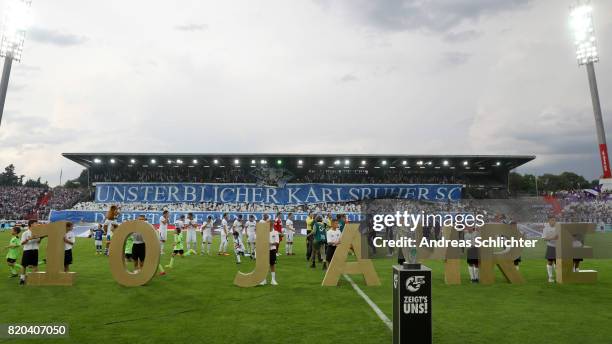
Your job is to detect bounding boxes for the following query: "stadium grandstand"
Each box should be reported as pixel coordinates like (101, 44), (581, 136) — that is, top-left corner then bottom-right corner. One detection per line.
(62, 153), (534, 199)
(39, 153), (534, 227)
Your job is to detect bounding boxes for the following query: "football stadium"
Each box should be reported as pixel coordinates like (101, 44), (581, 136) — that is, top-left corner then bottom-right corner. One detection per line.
(1, 152), (612, 343)
(1, 0), (612, 343)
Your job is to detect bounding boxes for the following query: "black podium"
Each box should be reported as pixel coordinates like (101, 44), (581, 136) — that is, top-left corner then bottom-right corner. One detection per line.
(392, 263), (432, 344)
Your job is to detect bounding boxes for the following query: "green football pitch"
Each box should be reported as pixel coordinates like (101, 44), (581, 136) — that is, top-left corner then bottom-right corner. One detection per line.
(0, 231), (611, 344)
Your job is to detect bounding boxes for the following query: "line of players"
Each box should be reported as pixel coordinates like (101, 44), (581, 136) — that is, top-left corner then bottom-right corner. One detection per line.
(94, 206), (299, 266)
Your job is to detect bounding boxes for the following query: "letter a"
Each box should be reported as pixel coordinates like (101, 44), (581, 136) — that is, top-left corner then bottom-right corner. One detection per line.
(322, 224), (380, 286)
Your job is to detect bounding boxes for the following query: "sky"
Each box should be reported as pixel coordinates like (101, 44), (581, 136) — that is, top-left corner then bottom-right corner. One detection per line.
(0, 0), (611, 185)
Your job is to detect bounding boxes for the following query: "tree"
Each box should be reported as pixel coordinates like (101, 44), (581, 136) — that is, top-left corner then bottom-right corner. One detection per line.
(64, 169), (88, 188)
(0, 164), (21, 186)
(24, 177), (48, 188)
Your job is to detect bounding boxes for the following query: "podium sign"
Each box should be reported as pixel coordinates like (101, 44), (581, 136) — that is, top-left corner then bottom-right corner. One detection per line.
(392, 263), (432, 344)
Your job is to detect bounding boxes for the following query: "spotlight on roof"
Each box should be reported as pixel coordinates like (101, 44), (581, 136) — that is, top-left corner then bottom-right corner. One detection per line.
(192, 159), (198, 164)
(463, 161), (469, 166)
(496, 161), (501, 166)
(109, 158), (116, 164)
(334, 160), (340, 165)
(344, 159), (350, 165)
(298, 160), (303, 165)
(251, 159), (256, 164)
(416, 160), (424, 166)
(213, 159), (219, 165)
(93, 158), (102, 164)
(150, 159), (156, 164)
(402, 160), (407, 165)
(381, 160), (387, 166)
(176, 159), (183, 164)
(443, 160), (449, 166)
(276, 159), (282, 165)
(361, 160), (367, 165)
(167, 159), (172, 164)
(261, 159), (267, 164)
(319, 160), (324, 166)
(234, 159), (240, 165)
(130, 159), (136, 164)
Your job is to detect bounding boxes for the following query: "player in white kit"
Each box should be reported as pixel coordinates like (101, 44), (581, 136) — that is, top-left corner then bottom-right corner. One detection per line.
(232, 215), (246, 264)
(159, 210), (169, 255)
(184, 213), (198, 255)
(284, 212), (295, 255)
(245, 215), (257, 258)
(218, 213), (230, 256)
(200, 215), (214, 255)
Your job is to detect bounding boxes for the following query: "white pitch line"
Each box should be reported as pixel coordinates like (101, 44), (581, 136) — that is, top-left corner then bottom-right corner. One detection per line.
(343, 274), (393, 331)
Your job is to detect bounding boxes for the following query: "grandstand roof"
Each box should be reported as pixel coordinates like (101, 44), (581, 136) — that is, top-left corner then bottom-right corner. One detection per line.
(62, 153), (534, 171)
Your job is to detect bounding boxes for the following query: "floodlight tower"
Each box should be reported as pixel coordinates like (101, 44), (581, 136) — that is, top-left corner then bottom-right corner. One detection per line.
(0, 0), (32, 127)
(570, 0), (612, 187)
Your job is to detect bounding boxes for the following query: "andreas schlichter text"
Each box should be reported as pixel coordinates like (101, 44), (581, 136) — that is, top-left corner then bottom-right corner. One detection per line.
(373, 237), (538, 249)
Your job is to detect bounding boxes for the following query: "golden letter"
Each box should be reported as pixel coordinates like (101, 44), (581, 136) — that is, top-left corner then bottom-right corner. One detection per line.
(27, 222), (76, 286)
(416, 226), (462, 284)
(322, 224), (380, 286)
(109, 221), (160, 287)
(556, 223), (597, 284)
(234, 223), (271, 287)
(478, 224), (525, 285)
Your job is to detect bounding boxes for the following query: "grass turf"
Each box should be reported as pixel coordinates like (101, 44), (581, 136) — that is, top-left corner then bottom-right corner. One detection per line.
(0, 231), (611, 344)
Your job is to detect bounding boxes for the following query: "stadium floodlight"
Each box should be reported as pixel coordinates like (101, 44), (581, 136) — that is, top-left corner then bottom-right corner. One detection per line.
(463, 161), (469, 166)
(416, 160), (423, 166)
(569, 0), (611, 179)
(213, 159), (219, 165)
(297, 160), (303, 165)
(495, 161), (501, 166)
(381, 160), (387, 166)
(192, 159), (198, 164)
(130, 159), (136, 164)
(93, 158), (102, 164)
(344, 159), (350, 165)
(167, 159), (172, 164)
(402, 160), (407, 165)
(150, 159), (156, 164)
(570, 1), (598, 65)
(319, 160), (324, 166)
(234, 159), (240, 165)
(110, 158), (116, 164)
(176, 159), (183, 164)
(261, 159), (267, 164)
(334, 159), (340, 165)
(0, 0), (32, 127)
(361, 160), (366, 165)
(276, 159), (282, 165)
(443, 160), (449, 166)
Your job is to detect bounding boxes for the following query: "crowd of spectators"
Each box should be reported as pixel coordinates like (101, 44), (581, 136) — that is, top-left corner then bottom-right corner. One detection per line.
(0, 186), (47, 220)
(0, 186), (89, 220)
(559, 200), (612, 225)
(70, 201), (362, 214)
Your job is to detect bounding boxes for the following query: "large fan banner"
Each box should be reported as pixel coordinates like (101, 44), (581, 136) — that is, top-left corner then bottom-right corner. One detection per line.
(94, 183), (464, 204)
